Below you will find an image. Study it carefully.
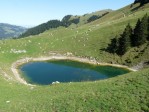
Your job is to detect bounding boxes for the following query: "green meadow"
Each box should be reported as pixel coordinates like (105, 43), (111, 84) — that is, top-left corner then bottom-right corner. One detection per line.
(0, 3), (149, 112)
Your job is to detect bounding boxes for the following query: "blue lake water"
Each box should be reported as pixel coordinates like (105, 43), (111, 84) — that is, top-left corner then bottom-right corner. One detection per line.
(20, 60), (130, 85)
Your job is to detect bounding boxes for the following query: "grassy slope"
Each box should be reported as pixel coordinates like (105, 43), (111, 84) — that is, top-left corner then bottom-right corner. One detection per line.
(69, 9), (112, 25)
(0, 67), (149, 112)
(0, 3), (149, 111)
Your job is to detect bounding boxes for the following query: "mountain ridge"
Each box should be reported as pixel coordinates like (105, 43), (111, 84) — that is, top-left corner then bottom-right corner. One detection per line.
(19, 9), (112, 38)
(0, 23), (27, 39)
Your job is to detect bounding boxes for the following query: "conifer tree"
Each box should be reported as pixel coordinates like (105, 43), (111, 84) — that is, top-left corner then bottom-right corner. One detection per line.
(107, 36), (119, 53)
(133, 14), (148, 46)
(106, 14), (149, 56)
(134, 0), (140, 4)
(140, 0), (149, 6)
(142, 14), (149, 40)
(117, 24), (132, 55)
(132, 19), (141, 46)
(134, 0), (149, 6)
(147, 16), (149, 41)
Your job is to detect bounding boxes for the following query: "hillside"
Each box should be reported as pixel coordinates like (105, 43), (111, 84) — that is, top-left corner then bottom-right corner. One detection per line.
(0, 66), (149, 111)
(20, 9), (112, 38)
(0, 2), (149, 112)
(0, 23), (27, 39)
(65, 9), (112, 25)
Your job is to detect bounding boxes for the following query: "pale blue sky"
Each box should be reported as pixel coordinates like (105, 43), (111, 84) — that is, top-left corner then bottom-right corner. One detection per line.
(0, 0), (134, 27)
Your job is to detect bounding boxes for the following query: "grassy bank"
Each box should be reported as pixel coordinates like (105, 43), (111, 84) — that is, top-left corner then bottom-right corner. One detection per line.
(0, 68), (149, 111)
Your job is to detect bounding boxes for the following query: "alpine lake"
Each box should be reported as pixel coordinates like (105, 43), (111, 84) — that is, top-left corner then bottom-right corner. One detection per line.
(19, 59), (131, 85)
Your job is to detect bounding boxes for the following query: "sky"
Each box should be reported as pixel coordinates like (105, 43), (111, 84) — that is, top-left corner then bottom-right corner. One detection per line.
(0, 0), (134, 27)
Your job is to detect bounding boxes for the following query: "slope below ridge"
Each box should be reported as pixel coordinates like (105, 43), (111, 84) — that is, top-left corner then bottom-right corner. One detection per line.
(68, 9), (113, 25)
(0, 3), (149, 67)
(88, 3), (149, 26)
(19, 9), (112, 38)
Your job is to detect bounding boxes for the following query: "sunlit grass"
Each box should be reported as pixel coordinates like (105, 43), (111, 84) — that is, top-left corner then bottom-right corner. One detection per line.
(0, 3), (149, 111)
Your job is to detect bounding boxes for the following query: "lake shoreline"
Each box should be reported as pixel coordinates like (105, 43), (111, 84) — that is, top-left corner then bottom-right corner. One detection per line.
(11, 55), (137, 86)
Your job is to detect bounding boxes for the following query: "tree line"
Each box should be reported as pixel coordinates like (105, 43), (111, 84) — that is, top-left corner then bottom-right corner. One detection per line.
(134, 0), (149, 6)
(19, 12), (109, 38)
(107, 14), (149, 56)
(87, 12), (109, 23)
(19, 20), (62, 38)
(61, 15), (80, 27)
(19, 15), (80, 38)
